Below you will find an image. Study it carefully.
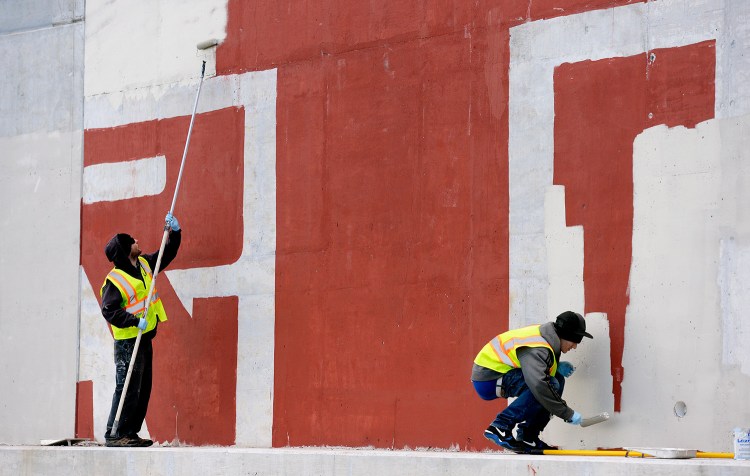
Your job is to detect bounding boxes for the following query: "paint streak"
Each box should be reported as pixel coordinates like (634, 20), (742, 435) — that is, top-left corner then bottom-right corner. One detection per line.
(82, 107), (244, 445)
(553, 41), (715, 410)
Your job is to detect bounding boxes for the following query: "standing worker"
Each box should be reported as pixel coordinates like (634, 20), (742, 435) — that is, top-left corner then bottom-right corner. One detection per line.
(100, 213), (182, 447)
(471, 311), (593, 453)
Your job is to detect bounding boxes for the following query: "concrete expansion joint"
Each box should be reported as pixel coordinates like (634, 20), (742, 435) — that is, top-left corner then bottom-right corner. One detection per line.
(52, 16), (85, 27)
(1, 16), (83, 36)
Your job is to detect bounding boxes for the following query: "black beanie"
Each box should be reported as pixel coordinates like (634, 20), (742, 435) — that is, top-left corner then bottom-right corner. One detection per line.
(553, 311), (593, 344)
(104, 233), (135, 263)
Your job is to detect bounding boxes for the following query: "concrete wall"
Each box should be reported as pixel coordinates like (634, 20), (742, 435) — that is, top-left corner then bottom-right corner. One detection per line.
(2, 0), (749, 455)
(0, 0), (84, 445)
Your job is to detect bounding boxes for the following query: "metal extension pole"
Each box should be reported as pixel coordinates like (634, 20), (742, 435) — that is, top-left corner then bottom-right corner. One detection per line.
(111, 61), (207, 438)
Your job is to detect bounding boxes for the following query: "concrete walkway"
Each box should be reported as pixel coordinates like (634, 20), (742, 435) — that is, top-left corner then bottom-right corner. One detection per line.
(1, 445), (748, 475)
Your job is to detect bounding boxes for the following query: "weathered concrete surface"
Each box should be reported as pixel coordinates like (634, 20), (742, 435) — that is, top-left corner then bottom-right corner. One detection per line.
(0, 446), (747, 476)
(4, 0), (750, 456)
(0, 0), (84, 445)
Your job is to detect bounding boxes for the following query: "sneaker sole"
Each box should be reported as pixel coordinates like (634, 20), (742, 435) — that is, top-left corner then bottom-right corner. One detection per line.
(484, 431), (529, 454)
(522, 443), (558, 451)
(483, 431), (503, 447)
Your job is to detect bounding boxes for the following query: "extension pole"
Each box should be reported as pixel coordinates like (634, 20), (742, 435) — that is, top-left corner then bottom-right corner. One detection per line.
(111, 61), (207, 438)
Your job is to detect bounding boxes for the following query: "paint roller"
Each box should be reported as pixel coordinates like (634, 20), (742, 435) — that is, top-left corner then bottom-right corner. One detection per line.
(196, 38), (219, 50)
(580, 412), (610, 427)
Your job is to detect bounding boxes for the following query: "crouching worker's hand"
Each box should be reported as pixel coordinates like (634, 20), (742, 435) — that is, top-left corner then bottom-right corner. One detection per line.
(566, 411), (582, 426)
(137, 317), (148, 331)
(557, 361), (575, 378)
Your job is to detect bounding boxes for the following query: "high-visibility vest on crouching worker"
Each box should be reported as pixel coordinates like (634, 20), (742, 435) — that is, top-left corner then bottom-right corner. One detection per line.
(100, 257), (168, 340)
(474, 325), (558, 376)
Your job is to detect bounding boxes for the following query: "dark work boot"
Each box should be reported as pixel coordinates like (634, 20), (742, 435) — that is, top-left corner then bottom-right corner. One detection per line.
(129, 434), (154, 447)
(105, 436), (141, 448)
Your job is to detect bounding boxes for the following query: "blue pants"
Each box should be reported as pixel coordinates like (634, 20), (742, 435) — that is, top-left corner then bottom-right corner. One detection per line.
(473, 368), (565, 439)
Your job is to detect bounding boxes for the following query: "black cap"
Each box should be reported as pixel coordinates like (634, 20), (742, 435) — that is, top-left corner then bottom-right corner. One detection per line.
(553, 311), (593, 344)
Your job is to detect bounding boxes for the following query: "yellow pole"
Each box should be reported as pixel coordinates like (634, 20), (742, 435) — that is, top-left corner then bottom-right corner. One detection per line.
(696, 452), (735, 459)
(542, 450), (647, 457)
(539, 449), (734, 459)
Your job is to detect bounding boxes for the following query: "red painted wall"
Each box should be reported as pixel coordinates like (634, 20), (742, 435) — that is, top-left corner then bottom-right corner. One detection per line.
(273, 32), (509, 448)
(214, 0), (645, 450)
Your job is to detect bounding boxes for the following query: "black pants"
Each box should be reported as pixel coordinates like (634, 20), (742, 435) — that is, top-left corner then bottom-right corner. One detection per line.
(105, 336), (153, 440)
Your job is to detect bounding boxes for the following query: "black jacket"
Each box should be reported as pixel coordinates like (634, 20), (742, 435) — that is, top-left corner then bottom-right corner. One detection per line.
(101, 231), (182, 338)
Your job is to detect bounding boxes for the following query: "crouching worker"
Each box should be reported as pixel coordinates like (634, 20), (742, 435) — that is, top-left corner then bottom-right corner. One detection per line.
(471, 311), (593, 453)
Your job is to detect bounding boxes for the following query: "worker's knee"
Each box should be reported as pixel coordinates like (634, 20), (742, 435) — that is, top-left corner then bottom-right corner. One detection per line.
(472, 379), (500, 400)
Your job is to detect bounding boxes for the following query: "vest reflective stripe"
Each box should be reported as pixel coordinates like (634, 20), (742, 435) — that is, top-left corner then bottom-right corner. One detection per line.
(140, 260), (153, 276)
(107, 269), (159, 315)
(474, 325), (558, 376)
(488, 337), (516, 367)
(106, 270), (138, 307)
(101, 257), (168, 340)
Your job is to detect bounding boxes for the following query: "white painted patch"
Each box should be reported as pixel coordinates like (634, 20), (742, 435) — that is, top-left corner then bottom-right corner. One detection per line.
(84, 0), (228, 97)
(83, 69), (277, 447)
(544, 186), (615, 447)
(508, 0), (750, 451)
(545, 185), (584, 313)
(625, 122), (720, 449)
(622, 115), (750, 451)
(508, 0), (747, 327)
(83, 155), (166, 203)
(544, 312), (615, 448)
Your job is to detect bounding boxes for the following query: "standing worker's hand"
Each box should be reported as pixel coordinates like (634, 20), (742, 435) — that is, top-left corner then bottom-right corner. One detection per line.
(567, 411), (582, 426)
(557, 361), (576, 378)
(137, 317), (148, 331)
(165, 212), (180, 231)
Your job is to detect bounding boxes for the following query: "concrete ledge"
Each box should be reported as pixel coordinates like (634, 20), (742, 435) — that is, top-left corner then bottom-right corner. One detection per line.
(0, 446), (748, 475)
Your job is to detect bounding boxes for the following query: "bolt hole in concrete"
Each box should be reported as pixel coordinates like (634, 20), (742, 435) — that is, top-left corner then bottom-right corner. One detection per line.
(674, 401), (687, 418)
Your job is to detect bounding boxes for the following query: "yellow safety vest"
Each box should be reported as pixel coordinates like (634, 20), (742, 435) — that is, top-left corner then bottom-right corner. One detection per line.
(100, 257), (168, 340)
(474, 325), (558, 376)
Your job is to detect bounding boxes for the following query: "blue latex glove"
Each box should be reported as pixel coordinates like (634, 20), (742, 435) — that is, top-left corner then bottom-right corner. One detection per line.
(137, 317), (148, 331)
(567, 411), (582, 426)
(558, 361), (576, 378)
(165, 212), (180, 231)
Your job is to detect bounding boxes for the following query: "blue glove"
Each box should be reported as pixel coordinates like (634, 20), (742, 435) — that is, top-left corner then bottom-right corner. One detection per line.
(558, 361), (576, 378)
(567, 411), (582, 426)
(137, 317), (148, 331)
(165, 212), (180, 231)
